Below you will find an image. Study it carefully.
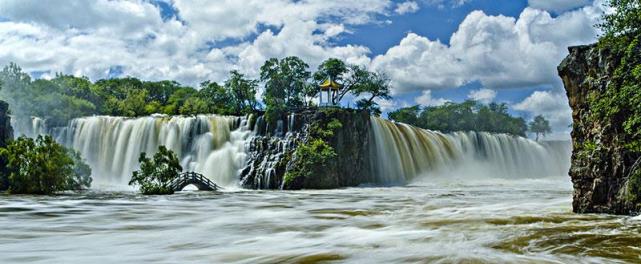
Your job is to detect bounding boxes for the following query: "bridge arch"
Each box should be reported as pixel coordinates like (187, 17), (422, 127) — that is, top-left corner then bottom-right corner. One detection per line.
(170, 172), (221, 192)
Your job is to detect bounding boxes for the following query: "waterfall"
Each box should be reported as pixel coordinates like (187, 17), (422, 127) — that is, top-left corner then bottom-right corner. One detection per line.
(370, 117), (570, 184)
(53, 115), (253, 187)
(10, 116), (47, 138)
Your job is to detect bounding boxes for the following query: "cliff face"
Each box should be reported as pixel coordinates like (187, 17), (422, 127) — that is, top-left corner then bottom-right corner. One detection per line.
(0, 100), (12, 147)
(0, 100), (14, 191)
(559, 44), (640, 214)
(240, 109), (373, 190)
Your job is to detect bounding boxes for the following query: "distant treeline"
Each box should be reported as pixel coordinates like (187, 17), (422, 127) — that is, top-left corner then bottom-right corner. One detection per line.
(388, 101), (531, 137)
(0, 56), (391, 127)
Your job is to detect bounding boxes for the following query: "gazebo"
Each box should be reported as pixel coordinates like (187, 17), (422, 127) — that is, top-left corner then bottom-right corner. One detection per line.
(319, 77), (341, 106)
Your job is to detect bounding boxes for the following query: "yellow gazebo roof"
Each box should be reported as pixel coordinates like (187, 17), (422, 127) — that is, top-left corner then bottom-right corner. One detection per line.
(320, 78), (341, 91)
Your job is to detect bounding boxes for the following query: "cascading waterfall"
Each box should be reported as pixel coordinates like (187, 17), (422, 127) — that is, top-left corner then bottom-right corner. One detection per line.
(53, 114), (253, 187)
(370, 117), (570, 184)
(11, 113), (570, 189)
(10, 116), (47, 138)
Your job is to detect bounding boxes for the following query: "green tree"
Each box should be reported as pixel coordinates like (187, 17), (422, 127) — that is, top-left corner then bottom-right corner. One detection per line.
(0, 135), (91, 194)
(225, 70), (259, 114)
(599, 0), (641, 40)
(529, 115), (552, 141)
(388, 105), (421, 126)
(129, 146), (182, 195)
(353, 72), (392, 116)
(261, 56), (311, 124)
(198, 81), (233, 114)
(67, 149), (92, 190)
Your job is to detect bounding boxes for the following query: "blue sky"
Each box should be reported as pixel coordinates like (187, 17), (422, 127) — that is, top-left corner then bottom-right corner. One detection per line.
(0, 0), (603, 138)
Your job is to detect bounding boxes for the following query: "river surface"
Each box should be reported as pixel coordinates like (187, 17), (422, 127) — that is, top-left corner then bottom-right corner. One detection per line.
(1, 178), (641, 264)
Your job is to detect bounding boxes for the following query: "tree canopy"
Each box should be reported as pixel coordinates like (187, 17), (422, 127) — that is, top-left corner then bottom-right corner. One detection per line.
(388, 101), (528, 137)
(529, 115), (552, 141)
(129, 146), (182, 195)
(1, 56), (393, 127)
(0, 135), (92, 194)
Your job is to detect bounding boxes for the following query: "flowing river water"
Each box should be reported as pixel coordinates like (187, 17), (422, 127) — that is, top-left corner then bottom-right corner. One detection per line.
(3, 115), (641, 263)
(2, 178), (641, 263)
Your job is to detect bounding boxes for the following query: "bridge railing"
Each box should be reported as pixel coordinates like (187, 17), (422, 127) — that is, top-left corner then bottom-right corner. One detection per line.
(169, 172), (221, 191)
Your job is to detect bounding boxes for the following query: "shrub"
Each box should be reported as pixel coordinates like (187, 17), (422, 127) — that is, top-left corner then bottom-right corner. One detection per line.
(0, 135), (91, 194)
(129, 146), (182, 195)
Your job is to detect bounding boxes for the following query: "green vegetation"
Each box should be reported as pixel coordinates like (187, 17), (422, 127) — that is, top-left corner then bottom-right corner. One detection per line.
(529, 115), (552, 141)
(588, 0), (641, 204)
(1, 56), (391, 127)
(388, 101), (528, 137)
(283, 117), (342, 187)
(129, 146), (182, 195)
(0, 135), (92, 194)
(589, 0), (641, 153)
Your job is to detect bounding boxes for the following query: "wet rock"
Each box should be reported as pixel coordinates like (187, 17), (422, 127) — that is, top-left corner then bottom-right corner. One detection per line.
(559, 44), (640, 214)
(239, 108), (373, 190)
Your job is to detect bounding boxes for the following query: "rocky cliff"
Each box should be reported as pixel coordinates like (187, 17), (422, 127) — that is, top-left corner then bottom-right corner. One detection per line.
(240, 108), (373, 190)
(0, 100), (14, 190)
(559, 44), (641, 214)
(0, 100), (12, 147)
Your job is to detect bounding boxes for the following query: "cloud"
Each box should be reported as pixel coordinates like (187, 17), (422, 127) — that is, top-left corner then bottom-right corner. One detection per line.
(415, 90), (449, 106)
(395, 1), (420, 15)
(467, 88), (496, 104)
(0, 0), (391, 85)
(514, 90), (573, 139)
(528, 0), (592, 13)
(371, 3), (602, 94)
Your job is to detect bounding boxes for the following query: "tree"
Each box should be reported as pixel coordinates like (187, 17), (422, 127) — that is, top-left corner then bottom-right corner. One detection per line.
(261, 56), (311, 124)
(529, 115), (552, 141)
(67, 149), (92, 190)
(388, 105), (421, 126)
(599, 0), (641, 40)
(225, 70), (259, 114)
(0, 135), (92, 194)
(129, 146), (182, 195)
(353, 71), (392, 116)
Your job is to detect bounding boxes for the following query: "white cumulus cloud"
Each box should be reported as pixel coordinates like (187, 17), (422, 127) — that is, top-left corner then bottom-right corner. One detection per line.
(371, 3), (602, 94)
(395, 1), (420, 15)
(415, 90), (449, 106)
(468, 88), (497, 104)
(528, 0), (592, 13)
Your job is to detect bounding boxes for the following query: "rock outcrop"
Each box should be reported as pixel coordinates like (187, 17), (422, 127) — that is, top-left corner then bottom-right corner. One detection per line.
(559, 44), (641, 214)
(0, 100), (14, 190)
(240, 108), (373, 190)
(0, 100), (12, 147)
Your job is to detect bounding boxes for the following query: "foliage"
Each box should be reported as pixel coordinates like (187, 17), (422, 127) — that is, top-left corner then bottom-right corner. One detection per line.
(0, 65), (261, 125)
(0, 135), (92, 194)
(529, 115), (552, 141)
(353, 71), (392, 116)
(389, 101), (528, 137)
(67, 149), (93, 191)
(284, 118), (342, 186)
(588, 1), (641, 154)
(129, 146), (182, 195)
(598, 0), (641, 41)
(260, 56), (311, 124)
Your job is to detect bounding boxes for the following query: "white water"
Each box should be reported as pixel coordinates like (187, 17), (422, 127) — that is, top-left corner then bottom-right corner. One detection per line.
(370, 117), (570, 184)
(52, 115), (253, 188)
(12, 114), (570, 188)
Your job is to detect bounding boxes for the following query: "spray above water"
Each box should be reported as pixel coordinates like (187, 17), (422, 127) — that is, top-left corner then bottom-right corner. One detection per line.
(11, 114), (569, 189)
(50, 115), (253, 187)
(369, 117), (570, 183)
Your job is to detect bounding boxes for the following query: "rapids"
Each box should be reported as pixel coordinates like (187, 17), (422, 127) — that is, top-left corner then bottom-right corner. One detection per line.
(2, 179), (641, 263)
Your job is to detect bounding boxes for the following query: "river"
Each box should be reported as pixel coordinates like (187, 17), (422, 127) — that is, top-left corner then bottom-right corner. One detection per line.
(2, 177), (640, 263)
